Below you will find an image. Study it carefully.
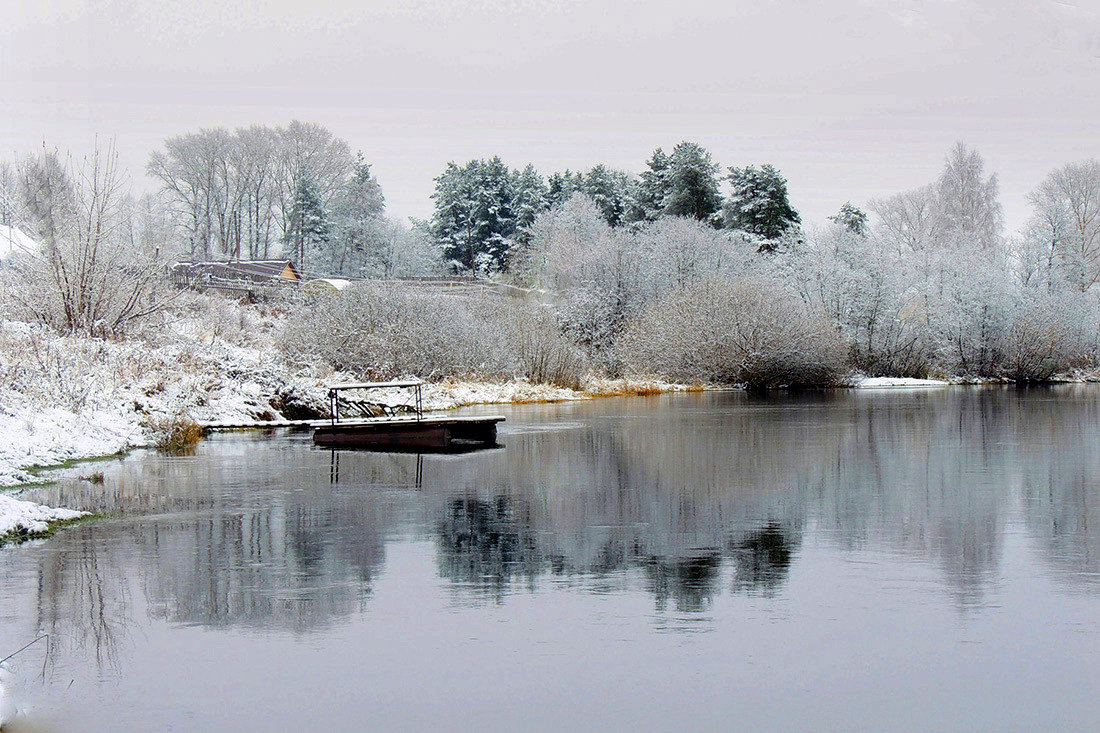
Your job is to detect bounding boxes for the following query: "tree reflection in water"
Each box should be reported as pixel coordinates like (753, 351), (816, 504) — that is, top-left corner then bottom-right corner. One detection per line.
(5, 387), (1100, 674)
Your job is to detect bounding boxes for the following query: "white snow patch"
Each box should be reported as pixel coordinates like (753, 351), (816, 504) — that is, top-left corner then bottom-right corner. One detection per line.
(854, 376), (950, 388)
(0, 493), (87, 538)
(0, 406), (139, 487)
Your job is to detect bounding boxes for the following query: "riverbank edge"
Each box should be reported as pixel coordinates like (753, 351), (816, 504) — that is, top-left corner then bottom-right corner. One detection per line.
(4, 373), (1098, 539)
(11, 372), (1100, 488)
(0, 513), (104, 549)
(1, 377), (710, 491)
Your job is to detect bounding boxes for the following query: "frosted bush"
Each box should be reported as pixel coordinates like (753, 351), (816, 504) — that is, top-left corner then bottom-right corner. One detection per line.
(506, 306), (587, 389)
(620, 277), (848, 388)
(282, 283), (591, 386)
(6, 146), (170, 337)
(282, 283), (507, 380)
(1000, 290), (1093, 381)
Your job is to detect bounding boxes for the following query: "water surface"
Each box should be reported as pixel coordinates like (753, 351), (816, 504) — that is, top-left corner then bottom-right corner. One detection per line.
(1, 389), (1098, 731)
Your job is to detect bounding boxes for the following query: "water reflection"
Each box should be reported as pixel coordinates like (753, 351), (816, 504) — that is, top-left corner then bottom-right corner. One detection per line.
(4, 388), (1099, 664)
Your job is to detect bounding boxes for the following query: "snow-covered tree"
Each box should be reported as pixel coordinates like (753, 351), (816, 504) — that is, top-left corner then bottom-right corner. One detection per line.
(662, 142), (723, 223)
(0, 161), (19, 226)
(326, 153), (385, 274)
(870, 184), (942, 254)
(631, 147), (671, 223)
(8, 143), (167, 336)
(724, 164), (801, 249)
(581, 165), (633, 227)
(1027, 160), (1100, 290)
(368, 218), (444, 278)
(828, 202), (868, 236)
(148, 121), (358, 261)
(547, 170), (585, 207)
(512, 193), (612, 290)
(934, 142), (1003, 251)
(284, 170), (329, 273)
(430, 156), (518, 274)
(512, 163), (549, 244)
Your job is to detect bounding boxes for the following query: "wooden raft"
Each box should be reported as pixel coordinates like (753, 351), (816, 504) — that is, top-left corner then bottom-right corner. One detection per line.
(313, 381), (504, 451)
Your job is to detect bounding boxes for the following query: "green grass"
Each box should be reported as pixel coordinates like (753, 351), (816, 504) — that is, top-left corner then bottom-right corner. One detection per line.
(0, 513), (105, 548)
(22, 448), (131, 477)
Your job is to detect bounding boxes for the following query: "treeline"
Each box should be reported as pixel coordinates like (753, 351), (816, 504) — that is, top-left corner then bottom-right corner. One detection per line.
(429, 142), (802, 273)
(143, 120), (437, 278)
(290, 142), (1100, 386)
(5, 125), (1100, 385)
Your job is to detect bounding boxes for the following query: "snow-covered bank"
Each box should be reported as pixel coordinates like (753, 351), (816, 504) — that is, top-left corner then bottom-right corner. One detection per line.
(0, 493), (88, 542)
(0, 317), (333, 486)
(0, 406), (139, 486)
(853, 377), (950, 388)
(417, 377), (702, 411)
(0, 309), (708, 488)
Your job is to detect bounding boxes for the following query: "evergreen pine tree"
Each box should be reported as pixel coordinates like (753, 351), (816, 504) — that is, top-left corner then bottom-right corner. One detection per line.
(431, 161), (478, 272)
(285, 169), (329, 272)
(547, 170), (585, 207)
(662, 142), (722, 223)
(512, 163), (549, 245)
(473, 156), (517, 273)
(631, 147), (671, 222)
(430, 157), (519, 274)
(829, 202), (868, 236)
(581, 165), (633, 227)
(328, 152), (385, 274)
(724, 164), (801, 250)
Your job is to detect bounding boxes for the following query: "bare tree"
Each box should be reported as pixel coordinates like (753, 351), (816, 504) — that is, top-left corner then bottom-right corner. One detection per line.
(9, 142), (168, 336)
(935, 142), (1004, 251)
(1028, 160), (1100, 290)
(149, 121), (357, 266)
(871, 184), (942, 254)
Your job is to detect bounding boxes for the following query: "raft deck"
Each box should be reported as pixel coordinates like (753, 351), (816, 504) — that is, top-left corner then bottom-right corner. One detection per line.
(312, 414), (505, 449)
(313, 381), (504, 450)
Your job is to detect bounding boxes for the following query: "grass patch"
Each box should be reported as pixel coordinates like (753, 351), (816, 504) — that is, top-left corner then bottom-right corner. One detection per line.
(23, 449), (130, 477)
(147, 413), (205, 454)
(0, 513), (104, 548)
(585, 380), (670, 397)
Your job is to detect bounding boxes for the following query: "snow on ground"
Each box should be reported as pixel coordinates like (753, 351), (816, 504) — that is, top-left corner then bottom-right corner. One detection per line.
(371, 377), (703, 412)
(0, 493), (88, 539)
(0, 406), (139, 486)
(854, 376), (950, 388)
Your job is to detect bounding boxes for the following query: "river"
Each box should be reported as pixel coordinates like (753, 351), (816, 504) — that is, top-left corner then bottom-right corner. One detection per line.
(1, 388), (1097, 731)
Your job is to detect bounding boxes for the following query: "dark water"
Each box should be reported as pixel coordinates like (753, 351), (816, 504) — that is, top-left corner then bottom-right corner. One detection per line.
(1, 389), (1098, 731)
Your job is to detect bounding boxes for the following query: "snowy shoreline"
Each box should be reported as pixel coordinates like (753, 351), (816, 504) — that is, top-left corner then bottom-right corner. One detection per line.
(2, 303), (1097, 543)
(5, 371), (1088, 493)
(0, 375), (701, 489)
(0, 494), (88, 545)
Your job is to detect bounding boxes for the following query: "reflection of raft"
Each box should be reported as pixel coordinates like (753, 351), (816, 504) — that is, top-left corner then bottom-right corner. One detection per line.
(312, 381), (504, 451)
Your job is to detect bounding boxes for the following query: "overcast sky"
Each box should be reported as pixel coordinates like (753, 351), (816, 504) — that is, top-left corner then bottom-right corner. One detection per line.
(4, 0), (1099, 231)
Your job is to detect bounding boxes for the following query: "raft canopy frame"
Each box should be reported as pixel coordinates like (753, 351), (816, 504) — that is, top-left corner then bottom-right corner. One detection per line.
(327, 381), (424, 425)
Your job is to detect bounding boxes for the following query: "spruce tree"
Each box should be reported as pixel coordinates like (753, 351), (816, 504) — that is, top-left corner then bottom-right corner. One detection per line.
(663, 142), (723, 223)
(829, 202), (868, 236)
(285, 170), (329, 272)
(724, 164), (801, 250)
